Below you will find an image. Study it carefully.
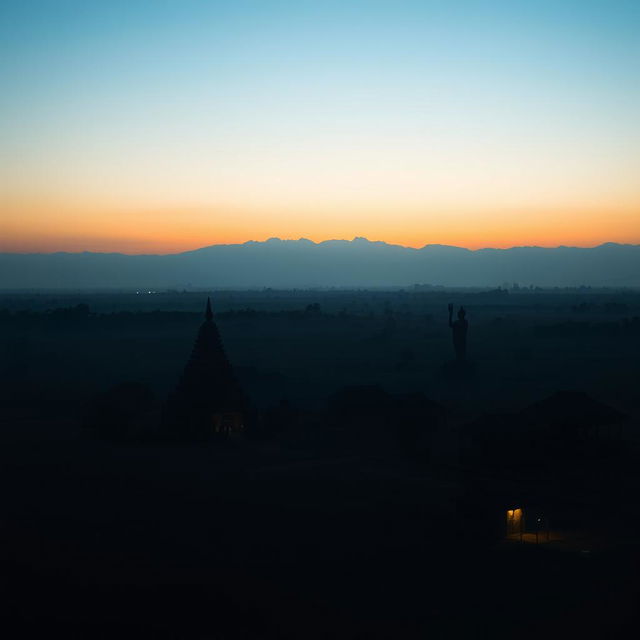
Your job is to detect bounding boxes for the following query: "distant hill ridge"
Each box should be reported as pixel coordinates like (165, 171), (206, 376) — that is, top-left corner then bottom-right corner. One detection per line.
(1, 238), (639, 289)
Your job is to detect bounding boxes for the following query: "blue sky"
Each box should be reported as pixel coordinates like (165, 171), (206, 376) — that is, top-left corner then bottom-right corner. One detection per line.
(1, 1), (639, 252)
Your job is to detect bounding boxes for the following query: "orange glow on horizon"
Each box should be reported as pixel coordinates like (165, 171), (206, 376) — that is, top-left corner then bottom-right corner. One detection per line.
(1, 199), (638, 254)
(2, 226), (638, 254)
(2, 0), (639, 258)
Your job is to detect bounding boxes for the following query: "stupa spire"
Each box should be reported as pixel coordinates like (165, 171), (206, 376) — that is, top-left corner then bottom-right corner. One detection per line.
(163, 297), (246, 440)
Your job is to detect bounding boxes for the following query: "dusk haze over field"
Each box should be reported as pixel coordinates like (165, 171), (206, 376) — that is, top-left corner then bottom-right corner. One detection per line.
(1, 0), (639, 254)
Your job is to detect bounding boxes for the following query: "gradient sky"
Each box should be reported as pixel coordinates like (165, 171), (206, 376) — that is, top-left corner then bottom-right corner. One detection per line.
(1, 0), (639, 253)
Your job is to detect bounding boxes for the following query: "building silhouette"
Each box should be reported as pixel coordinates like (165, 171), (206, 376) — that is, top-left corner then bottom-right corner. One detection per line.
(163, 298), (245, 440)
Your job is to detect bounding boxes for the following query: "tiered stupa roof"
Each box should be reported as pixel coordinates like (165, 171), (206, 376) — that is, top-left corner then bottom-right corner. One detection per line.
(164, 298), (245, 437)
(175, 298), (244, 412)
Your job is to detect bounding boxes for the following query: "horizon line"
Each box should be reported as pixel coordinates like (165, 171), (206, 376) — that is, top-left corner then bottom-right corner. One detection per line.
(0, 238), (638, 257)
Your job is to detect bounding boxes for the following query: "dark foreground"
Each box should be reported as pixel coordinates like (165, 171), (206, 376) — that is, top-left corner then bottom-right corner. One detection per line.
(1, 415), (639, 639)
(1, 289), (639, 637)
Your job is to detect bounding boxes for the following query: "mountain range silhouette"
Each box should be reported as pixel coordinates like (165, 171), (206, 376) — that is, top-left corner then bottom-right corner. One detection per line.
(1, 238), (639, 289)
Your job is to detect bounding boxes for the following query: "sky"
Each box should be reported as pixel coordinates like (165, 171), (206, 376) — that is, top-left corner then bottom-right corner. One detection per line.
(1, 0), (639, 253)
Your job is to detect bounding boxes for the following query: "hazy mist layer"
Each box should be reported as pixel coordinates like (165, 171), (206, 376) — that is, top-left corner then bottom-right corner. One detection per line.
(1, 238), (638, 289)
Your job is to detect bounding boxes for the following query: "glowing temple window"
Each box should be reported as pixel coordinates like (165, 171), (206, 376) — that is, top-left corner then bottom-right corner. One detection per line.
(506, 508), (524, 537)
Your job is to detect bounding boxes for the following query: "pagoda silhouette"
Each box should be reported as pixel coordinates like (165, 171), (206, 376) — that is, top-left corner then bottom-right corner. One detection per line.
(163, 298), (246, 440)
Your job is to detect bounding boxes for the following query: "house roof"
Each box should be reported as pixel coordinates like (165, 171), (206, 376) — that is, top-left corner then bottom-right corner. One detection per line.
(460, 391), (627, 437)
(520, 390), (627, 430)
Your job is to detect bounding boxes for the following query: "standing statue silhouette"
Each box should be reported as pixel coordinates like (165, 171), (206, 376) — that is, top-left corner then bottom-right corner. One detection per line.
(448, 304), (468, 362)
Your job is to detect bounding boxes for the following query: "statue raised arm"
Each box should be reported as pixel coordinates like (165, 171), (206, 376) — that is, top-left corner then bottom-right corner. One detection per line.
(448, 304), (468, 362)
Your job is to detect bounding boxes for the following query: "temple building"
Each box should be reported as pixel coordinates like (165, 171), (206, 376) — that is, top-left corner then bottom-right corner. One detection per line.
(164, 298), (246, 440)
